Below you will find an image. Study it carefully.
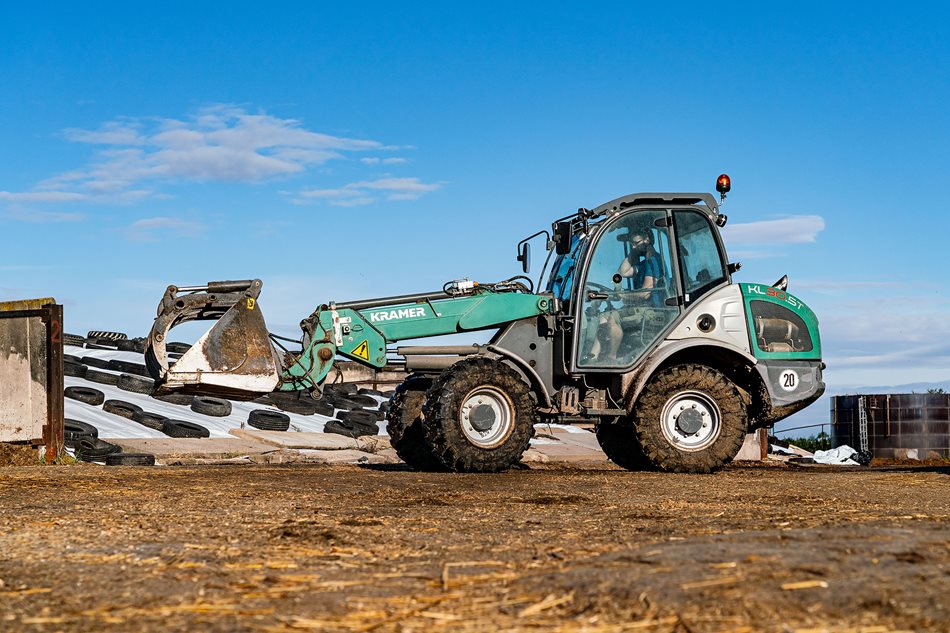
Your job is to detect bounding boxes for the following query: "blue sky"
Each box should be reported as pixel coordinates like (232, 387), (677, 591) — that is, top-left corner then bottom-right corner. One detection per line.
(2, 2), (949, 410)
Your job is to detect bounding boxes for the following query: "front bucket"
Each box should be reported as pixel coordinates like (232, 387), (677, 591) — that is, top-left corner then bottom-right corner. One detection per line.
(146, 280), (281, 397)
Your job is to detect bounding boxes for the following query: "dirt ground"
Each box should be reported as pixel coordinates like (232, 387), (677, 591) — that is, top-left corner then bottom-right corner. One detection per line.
(0, 462), (946, 632)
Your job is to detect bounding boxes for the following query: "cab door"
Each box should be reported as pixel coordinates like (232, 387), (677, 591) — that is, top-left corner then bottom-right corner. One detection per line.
(572, 209), (681, 371)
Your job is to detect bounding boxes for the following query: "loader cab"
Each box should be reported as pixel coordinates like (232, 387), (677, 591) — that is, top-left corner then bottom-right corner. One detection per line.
(562, 195), (730, 373)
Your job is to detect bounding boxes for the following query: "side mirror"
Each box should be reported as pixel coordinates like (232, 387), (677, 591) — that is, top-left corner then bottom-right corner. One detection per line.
(517, 242), (531, 273)
(554, 222), (572, 255)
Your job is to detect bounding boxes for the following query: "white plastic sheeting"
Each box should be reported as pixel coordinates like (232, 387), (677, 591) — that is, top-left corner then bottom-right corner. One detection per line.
(65, 345), (384, 440)
(812, 445), (860, 466)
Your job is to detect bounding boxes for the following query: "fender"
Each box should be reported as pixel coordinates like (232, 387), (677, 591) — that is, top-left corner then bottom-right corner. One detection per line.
(621, 338), (758, 411)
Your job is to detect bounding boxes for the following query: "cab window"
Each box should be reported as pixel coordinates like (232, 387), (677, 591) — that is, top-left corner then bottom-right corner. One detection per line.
(673, 210), (727, 304)
(547, 235), (581, 304)
(576, 210), (679, 368)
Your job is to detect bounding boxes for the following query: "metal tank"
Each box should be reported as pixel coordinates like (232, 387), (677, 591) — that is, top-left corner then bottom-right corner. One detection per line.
(831, 394), (950, 459)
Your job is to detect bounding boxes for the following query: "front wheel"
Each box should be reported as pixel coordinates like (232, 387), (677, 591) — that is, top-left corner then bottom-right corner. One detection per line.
(423, 357), (536, 473)
(387, 375), (445, 471)
(634, 364), (747, 473)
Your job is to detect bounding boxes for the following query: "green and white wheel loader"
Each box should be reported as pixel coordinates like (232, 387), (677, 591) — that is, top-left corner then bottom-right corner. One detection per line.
(145, 176), (824, 473)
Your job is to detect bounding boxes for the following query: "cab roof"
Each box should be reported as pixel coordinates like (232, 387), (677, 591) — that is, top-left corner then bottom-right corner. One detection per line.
(591, 192), (720, 219)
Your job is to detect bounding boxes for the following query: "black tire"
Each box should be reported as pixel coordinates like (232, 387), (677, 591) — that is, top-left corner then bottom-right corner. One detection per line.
(333, 383), (358, 395)
(596, 417), (652, 471)
(75, 437), (121, 461)
(65, 386), (105, 406)
(64, 333), (86, 347)
(265, 391), (328, 416)
(358, 387), (385, 397)
(65, 419), (98, 444)
(310, 400), (336, 417)
(85, 337), (119, 350)
(322, 391), (361, 411)
(191, 396), (232, 417)
(87, 330), (127, 341)
(108, 359), (150, 377)
(248, 410), (291, 432)
(324, 419), (375, 438)
(84, 369), (118, 386)
(117, 373), (154, 394)
(162, 419), (210, 438)
(423, 358), (537, 473)
(81, 356), (112, 370)
(338, 409), (378, 426)
(132, 411), (168, 431)
(103, 399), (144, 420)
(387, 376), (445, 471)
(64, 360), (88, 378)
(166, 342), (192, 355)
(348, 393), (379, 408)
(116, 338), (147, 353)
(151, 392), (195, 406)
(106, 453), (156, 466)
(633, 364), (748, 474)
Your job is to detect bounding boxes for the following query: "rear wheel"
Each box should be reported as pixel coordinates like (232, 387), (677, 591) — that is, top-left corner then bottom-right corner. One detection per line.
(387, 376), (444, 471)
(423, 358), (536, 473)
(595, 416), (651, 470)
(634, 364), (747, 473)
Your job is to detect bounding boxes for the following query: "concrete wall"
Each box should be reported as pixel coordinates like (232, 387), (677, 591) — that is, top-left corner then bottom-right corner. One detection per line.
(0, 299), (55, 443)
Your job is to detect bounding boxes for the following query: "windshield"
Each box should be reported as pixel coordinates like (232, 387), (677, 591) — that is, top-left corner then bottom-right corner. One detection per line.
(546, 234), (582, 303)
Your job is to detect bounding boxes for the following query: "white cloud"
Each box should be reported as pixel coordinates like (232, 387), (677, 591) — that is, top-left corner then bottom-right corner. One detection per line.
(19, 105), (399, 200)
(124, 216), (206, 241)
(3, 208), (84, 223)
(361, 156), (408, 166)
(722, 215), (825, 245)
(296, 176), (442, 206)
(0, 191), (87, 203)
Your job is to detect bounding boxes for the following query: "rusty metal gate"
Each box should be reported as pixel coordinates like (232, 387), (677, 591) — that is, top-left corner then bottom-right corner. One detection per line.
(0, 298), (64, 462)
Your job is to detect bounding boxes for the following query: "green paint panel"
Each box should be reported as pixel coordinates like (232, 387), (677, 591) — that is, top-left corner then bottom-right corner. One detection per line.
(279, 290), (551, 388)
(739, 283), (822, 361)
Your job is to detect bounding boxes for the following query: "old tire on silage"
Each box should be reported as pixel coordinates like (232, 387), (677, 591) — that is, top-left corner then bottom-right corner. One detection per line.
(103, 399), (144, 420)
(422, 357), (536, 473)
(132, 410), (168, 431)
(65, 386), (105, 406)
(75, 437), (121, 461)
(634, 364), (747, 474)
(65, 419), (98, 445)
(191, 396), (232, 417)
(108, 359), (150, 377)
(64, 360), (88, 378)
(162, 419), (210, 438)
(106, 453), (156, 466)
(86, 369), (119, 386)
(117, 373), (154, 394)
(247, 410), (291, 432)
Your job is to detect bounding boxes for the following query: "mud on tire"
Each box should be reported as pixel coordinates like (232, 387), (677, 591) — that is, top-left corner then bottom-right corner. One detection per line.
(596, 416), (651, 471)
(387, 376), (444, 471)
(634, 364), (747, 474)
(423, 357), (536, 473)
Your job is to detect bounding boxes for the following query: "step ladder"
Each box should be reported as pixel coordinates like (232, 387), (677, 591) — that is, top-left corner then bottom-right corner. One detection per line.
(857, 396), (869, 452)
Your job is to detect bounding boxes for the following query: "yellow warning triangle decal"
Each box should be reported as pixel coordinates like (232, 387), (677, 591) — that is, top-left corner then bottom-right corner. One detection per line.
(351, 340), (370, 361)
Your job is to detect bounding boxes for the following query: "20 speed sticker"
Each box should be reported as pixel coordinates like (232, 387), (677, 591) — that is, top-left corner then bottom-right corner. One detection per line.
(779, 369), (799, 392)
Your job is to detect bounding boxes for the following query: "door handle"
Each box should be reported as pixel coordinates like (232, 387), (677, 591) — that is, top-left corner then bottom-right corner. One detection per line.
(588, 292), (609, 301)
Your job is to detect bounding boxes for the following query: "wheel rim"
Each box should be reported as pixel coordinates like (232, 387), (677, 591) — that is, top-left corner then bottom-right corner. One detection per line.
(459, 386), (514, 448)
(659, 390), (722, 452)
